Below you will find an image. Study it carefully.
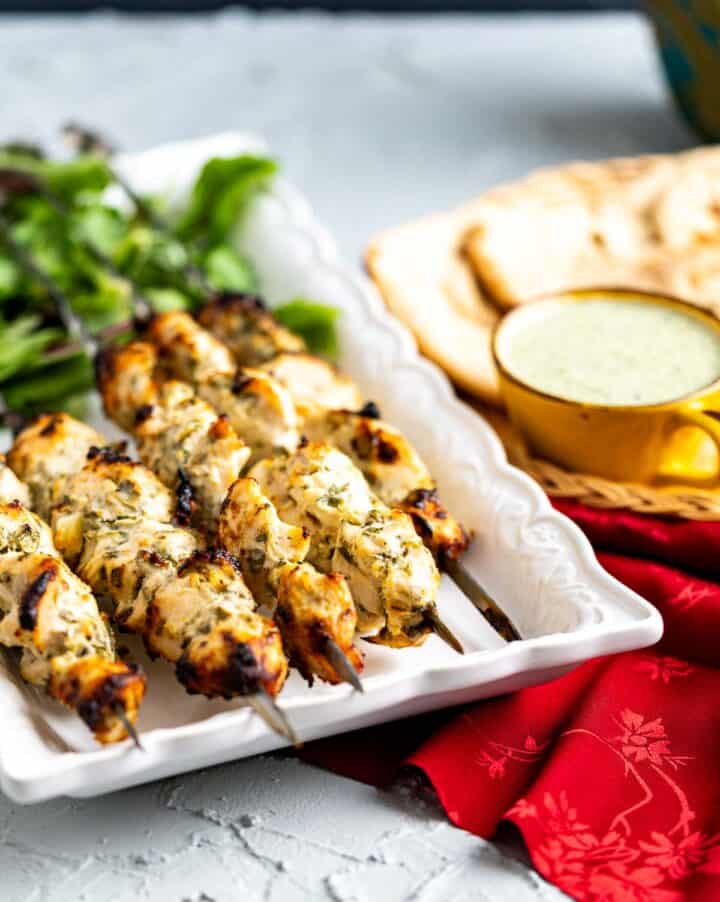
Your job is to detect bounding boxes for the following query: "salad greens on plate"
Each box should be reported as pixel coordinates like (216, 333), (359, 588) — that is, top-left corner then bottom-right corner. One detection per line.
(0, 144), (337, 417)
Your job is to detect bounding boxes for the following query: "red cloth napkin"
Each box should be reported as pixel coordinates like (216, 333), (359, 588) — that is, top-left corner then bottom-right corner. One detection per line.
(300, 499), (720, 901)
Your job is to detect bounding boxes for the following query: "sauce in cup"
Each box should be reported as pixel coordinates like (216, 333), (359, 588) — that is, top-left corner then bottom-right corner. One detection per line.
(501, 295), (720, 407)
(492, 290), (720, 484)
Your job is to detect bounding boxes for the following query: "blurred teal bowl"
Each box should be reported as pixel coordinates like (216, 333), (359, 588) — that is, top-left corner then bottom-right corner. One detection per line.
(646, 0), (720, 141)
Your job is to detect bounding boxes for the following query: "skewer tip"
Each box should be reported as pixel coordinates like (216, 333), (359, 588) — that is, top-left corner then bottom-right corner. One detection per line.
(323, 637), (364, 692)
(113, 702), (143, 751)
(247, 689), (301, 749)
(426, 607), (465, 655)
(443, 558), (521, 643)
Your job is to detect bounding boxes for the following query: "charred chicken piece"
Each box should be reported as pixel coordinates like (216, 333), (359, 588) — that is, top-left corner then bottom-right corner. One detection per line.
(158, 550), (287, 699)
(218, 476), (310, 607)
(0, 485), (145, 744)
(250, 442), (441, 648)
(197, 293), (305, 365)
(95, 340), (159, 433)
(275, 563), (363, 686)
(145, 308), (236, 383)
(218, 477), (363, 685)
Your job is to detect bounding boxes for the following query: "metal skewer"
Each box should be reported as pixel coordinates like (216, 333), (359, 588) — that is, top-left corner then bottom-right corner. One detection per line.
(113, 701), (144, 751)
(248, 688), (301, 748)
(323, 637), (364, 692)
(443, 558), (521, 642)
(425, 606), (464, 655)
(0, 217), (300, 745)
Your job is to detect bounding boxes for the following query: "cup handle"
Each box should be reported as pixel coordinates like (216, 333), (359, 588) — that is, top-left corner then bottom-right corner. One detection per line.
(671, 404), (720, 485)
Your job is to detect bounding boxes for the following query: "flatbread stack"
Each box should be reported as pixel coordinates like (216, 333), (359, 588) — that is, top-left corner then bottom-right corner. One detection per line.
(366, 146), (720, 406)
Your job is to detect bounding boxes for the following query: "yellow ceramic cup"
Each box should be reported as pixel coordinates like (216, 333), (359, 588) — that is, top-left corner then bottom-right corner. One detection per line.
(492, 289), (720, 485)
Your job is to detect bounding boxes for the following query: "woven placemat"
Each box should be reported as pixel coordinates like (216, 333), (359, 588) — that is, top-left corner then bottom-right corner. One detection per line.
(471, 401), (720, 521)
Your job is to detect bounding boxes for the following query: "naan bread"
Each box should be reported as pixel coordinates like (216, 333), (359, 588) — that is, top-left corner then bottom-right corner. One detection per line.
(463, 147), (720, 313)
(366, 203), (501, 403)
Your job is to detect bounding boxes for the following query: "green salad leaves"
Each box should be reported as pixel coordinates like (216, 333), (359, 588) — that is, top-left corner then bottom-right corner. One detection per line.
(275, 300), (339, 359)
(0, 144), (338, 418)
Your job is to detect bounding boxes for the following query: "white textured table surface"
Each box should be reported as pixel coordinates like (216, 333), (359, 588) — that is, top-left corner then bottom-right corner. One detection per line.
(0, 11), (693, 902)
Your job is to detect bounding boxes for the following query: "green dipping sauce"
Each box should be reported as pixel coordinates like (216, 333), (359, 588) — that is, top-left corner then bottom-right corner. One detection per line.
(502, 297), (720, 406)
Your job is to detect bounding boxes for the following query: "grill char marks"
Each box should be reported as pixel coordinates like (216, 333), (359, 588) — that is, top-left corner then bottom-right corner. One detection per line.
(174, 468), (196, 527)
(176, 547), (245, 578)
(350, 418), (400, 464)
(211, 291), (267, 313)
(39, 414), (62, 438)
(176, 631), (277, 699)
(75, 664), (142, 731)
(19, 561), (56, 631)
(400, 487), (470, 564)
(87, 444), (132, 466)
(134, 404), (155, 426)
(51, 658), (146, 742)
(357, 401), (381, 419)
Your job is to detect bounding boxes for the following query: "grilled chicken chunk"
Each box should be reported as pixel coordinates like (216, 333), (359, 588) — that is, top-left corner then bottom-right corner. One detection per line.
(275, 563), (363, 685)
(197, 293), (305, 365)
(218, 477), (363, 685)
(200, 370), (299, 463)
(7, 414), (105, 520)
(151, 549), (286, 698)
(250, 442), (440, 647)
(0, 478), (145, 744)
(135, 380), (250, 531)
(257, 353), (362, 418)
(302, 409), (434, 506)
(145, 313), (300, 461)
(193, 302), (469, 562)
(10, 418), (288, 702)
(95, 340), (159, 433)
(219, 476), (310, 607)
(97, 342), (250, 532)
(302, 409), (469, 562)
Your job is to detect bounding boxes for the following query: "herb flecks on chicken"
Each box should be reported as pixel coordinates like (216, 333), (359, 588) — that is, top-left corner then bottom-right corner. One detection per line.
(0, 456), (145, 744)
(102, 308), (458, 650)
(219, 476), (363, 685)
(251, 442), (441, 648)
(96, 342), (250, 533)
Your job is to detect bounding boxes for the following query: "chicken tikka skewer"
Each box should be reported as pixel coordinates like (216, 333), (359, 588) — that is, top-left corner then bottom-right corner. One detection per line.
(0, 455), (146, 745)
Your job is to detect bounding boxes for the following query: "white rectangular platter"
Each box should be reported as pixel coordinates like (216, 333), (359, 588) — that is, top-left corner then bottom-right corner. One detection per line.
(0, 133), (662, 803)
